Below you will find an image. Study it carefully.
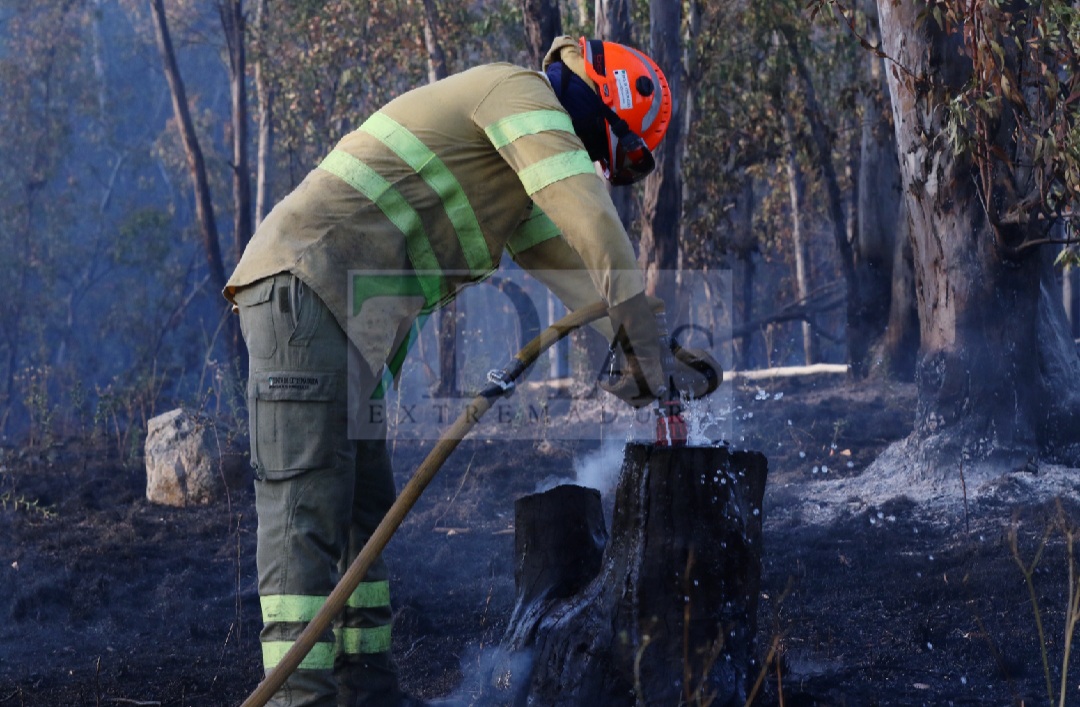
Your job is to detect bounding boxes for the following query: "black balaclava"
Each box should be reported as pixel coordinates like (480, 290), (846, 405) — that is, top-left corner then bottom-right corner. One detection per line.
(545, 61), (610, 163)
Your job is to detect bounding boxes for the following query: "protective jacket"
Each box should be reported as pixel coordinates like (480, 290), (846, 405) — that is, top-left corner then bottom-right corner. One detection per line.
(225, 59), (644, 374)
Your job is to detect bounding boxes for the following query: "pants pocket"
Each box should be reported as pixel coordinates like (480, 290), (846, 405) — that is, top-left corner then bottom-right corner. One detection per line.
(249, 369), (347, 480)
(288, 277), (324, 347)
(234, 279), (278, 360)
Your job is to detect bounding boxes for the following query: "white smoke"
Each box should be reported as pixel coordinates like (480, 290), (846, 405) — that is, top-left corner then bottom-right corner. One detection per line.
(572, 438), (627, 497)
(432, 644), (535, 705)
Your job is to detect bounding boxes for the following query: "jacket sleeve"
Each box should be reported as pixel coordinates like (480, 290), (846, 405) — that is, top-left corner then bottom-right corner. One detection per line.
(507, 205), (616, 340)
(473, 69), (646, 311)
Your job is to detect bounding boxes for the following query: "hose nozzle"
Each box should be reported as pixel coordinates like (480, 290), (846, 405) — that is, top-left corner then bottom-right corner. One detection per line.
(653, 308), (687, 447)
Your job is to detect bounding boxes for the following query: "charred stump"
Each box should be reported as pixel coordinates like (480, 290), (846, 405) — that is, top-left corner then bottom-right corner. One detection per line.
(487, 443), (768, 707)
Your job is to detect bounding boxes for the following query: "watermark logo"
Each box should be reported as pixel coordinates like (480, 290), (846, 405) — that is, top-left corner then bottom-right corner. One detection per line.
(347, 268), (733, 442)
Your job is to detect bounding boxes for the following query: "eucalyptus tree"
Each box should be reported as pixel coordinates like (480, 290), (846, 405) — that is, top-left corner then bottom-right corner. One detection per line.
(871, 0), (1080, 471)
(680, 1), (870, 368)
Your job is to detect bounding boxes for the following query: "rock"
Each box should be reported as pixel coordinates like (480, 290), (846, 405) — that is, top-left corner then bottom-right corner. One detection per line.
(144, 409), (246, 507)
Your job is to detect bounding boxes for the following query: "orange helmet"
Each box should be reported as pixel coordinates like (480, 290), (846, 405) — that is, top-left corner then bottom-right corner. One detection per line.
(579, 37), (672, 185)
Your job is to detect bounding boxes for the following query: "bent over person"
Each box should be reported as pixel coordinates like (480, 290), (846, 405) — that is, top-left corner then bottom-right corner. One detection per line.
(225, 36), (680, 707)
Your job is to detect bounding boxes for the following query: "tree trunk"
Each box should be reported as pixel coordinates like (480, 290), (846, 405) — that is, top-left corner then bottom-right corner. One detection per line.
(882, 204), (918, 380)
(1065, 261), (1080, 340)
(419, 0), (447, 83)
(253, 0), (273, 227)
(149, 0), (227, 292)
(595, 0), (636, 228)
(594, 0), (632, 41)
(853, 0), (902, 371)
(731, 178), (757, 370)
(780, 28), (867, 376)
(523, 0), (562, 70)
(486, 444), (768, 707)
(878, 0), (1080, 471)
(435, 302), (460, 397)
(503, 485), (607, 639)
(221, 0), (251, 264)
(781, 106), (817, 365)
(739, 253), (756, 370)
(639, 1), (683, 299)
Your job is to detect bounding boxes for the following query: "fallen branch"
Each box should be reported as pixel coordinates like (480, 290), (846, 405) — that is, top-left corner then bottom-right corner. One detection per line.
(729, 282), (846, 340)
(728, 363), (849, 381)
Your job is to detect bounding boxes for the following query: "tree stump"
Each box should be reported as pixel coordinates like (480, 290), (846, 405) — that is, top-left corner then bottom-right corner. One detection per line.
(486, 443), (768, 707)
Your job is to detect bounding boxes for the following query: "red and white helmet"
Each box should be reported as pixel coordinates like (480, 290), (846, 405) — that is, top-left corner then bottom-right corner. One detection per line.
(579, 37), (672, 185)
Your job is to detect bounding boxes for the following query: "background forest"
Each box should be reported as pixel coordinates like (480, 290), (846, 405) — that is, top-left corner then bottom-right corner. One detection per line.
(5, 2), (1080, 705)
(2, 0), (1080, 470)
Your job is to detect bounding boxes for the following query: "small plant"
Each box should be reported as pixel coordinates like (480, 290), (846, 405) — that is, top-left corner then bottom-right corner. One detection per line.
(0, 491), (56, 520)
(93, 361), (172, 467)
(16, 365), (57, 451)
(745, 577), (793, 707)
(1009, 500), (1080, 707)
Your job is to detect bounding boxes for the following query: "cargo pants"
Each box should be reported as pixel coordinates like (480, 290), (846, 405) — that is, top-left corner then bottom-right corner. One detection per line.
(234, 272), (403, 707)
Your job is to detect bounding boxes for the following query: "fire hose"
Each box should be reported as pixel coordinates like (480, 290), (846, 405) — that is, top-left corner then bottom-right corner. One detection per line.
(239, 298), (719, 707)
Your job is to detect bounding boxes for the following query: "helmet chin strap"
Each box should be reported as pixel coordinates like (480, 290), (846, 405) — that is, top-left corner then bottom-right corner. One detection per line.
(547, 61), (651, 180)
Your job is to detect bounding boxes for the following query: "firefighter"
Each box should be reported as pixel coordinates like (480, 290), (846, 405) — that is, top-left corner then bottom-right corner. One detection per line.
(225, 36), (684, 707)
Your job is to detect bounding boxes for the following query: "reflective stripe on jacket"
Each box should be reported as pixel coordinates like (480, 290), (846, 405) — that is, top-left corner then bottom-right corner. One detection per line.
(226, 62), (641, 373)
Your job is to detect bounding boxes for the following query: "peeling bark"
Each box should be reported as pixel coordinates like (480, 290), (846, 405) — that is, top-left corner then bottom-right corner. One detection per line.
(877, 0), (1080, 470)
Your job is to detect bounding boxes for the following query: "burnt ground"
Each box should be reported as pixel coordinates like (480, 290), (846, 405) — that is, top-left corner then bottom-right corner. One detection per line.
(2, 372), (1079, 706)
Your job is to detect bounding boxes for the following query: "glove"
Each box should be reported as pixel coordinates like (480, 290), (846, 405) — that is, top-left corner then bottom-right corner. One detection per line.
(598, 292), (667, 408)
(671, 345), (723, 400)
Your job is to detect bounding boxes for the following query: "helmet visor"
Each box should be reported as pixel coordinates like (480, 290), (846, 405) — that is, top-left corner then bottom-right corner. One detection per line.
(608, 132), (656, 186)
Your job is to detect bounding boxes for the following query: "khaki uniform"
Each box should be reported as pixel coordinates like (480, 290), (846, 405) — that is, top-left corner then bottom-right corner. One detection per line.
(227, 48), (645, 707)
